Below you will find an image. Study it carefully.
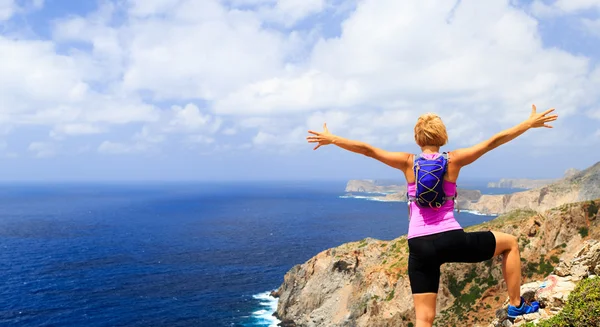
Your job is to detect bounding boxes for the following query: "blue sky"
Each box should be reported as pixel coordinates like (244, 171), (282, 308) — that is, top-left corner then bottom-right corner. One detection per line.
(0, 0), (599, 182)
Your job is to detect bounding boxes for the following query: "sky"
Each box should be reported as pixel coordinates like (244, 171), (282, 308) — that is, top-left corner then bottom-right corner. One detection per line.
(0, 0), (599, 182)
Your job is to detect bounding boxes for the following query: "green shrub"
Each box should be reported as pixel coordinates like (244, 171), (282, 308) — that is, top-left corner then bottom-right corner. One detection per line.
(525, 277), (600, 327)
(579, 227), (589, 238)
(588, 201), (598, 217)
(385, 289), (395, 301)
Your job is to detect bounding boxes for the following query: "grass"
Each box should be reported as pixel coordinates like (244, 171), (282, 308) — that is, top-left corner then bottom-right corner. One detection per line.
(524, 255), (555, 278)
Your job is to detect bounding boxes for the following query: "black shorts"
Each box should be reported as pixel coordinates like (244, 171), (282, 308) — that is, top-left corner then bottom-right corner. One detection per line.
(408, 229), (496, 294)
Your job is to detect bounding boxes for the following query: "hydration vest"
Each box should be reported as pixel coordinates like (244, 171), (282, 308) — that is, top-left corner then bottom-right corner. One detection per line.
(407, 152), (458, 211)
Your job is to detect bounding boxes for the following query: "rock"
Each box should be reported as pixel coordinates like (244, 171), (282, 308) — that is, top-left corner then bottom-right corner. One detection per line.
(522, 312), (541, 321)
(464, 162), (600, 215)
(520, 281), (542, 302)
(495, 307), (509, 321)
(275, 194), (600, 327)
(528, 225), (538, 237)
(555, 240), (600, 279)
(535, 275), (577, 310)
(277, 319), (297, 327)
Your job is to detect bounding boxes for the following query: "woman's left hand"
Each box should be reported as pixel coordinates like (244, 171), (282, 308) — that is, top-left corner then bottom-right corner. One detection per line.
(307, 123), (334, 150)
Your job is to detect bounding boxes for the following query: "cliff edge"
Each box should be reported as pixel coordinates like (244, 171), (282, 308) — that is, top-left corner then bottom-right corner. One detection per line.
(273, 199), (600, 327)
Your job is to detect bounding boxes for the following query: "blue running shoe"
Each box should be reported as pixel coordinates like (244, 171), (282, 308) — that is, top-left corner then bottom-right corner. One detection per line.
(507, 297), (539, 318)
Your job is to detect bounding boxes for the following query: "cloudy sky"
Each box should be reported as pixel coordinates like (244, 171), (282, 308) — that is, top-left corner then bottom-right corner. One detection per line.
(0, 0), (599, 182)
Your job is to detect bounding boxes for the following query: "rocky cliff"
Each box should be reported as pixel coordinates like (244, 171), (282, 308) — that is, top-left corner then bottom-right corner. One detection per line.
(487, 178), (556, 189)
(345, 180), (404, 193)
(486, 168), (579, 189)
(464, 162), (600, 215)
(344, 180), (482, 207)
(273, 199), (600, 327)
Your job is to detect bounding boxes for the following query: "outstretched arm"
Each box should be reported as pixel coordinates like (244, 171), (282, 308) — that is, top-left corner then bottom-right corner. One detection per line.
(452, 104), (558, 167)
(306, 123), (411, 170)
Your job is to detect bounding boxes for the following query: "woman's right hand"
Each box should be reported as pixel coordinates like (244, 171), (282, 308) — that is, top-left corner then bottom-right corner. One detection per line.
(527, 104), (558, 128)
(307, 123), (335, 150)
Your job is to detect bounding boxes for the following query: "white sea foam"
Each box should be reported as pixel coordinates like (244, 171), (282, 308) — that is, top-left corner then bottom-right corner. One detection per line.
(251, 291), (280, 327)
(458, 209), (496, 217)
(339, 195), (390, 202)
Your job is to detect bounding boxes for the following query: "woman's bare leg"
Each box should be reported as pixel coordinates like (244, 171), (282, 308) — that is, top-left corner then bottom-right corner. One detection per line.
(492, 231), (521, 306)
(413, 293), (437, 327)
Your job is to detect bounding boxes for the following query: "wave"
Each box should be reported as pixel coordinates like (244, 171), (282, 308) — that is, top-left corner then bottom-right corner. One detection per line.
(339, 195), (390, 202)
(249, 291), (280, 327)
(458, 209), (496, 217)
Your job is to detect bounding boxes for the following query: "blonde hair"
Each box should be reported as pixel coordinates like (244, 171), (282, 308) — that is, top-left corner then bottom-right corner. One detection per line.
(414, 113), (448, 147)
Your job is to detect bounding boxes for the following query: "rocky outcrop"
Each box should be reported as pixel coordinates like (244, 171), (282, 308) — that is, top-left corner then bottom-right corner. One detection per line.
(464, 162), (600, 215)
(344, 179), (482, 206)
(487, 178), (556, 189)
(487, 169), (579, 189)
(344, 180), (404, 193)
(273, 199), (600, 327)
(490, 240), (600, 326)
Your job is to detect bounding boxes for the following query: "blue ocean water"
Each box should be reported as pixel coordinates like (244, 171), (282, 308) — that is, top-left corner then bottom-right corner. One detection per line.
(0, 182), (500, 327)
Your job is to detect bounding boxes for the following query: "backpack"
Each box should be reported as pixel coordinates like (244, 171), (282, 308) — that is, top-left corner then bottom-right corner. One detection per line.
(407, 152), (457, 210)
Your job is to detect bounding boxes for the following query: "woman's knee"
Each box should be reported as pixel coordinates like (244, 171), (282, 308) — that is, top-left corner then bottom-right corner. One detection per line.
(413, 293), (437, 325)
(416, 312), (435, 324)
(492, 231), (518, 256)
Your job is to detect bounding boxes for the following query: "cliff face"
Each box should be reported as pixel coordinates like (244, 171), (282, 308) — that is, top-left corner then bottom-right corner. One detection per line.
(274, 199), (600, 327)
(487, 178), (556, 189)
(345, 180), (404, 193)
(464, 162), (600, 215)
(345, 180), (482, 206)
(487, 168), (579, 189)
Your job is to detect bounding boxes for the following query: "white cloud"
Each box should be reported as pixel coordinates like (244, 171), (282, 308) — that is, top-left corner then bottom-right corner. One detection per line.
(217, 0), (594, 121)
(120, 0), (293, 100)
(28, 142), (57, 158)
(0, 0), (16, 20)
(32, 0), (44, 9)
(50, 124), (105, 138)
(168, 104), (221, 133)
(252, 126), (305, 146)
(532, 0), (600, 16)
(583, 18), (600, 37)
(256, 0), (326, 27)
(222, 128), (237, 135)
(2, 0), (600, 157)
(98, 141), (132, 155)
(186, 135), (215, 144)
(589, 108), (600, 119)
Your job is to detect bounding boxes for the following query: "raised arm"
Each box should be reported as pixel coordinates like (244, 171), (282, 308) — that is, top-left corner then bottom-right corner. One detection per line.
(306, 123), (411, 170)
(451, 104), (558, 167)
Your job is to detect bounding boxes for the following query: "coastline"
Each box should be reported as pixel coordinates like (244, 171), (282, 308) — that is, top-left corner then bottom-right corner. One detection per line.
(250, 291), (280, 327)
(339, 193), (497, 216)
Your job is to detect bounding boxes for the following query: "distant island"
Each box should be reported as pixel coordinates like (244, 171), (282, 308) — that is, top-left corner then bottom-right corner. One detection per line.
(343, 165), (597, 216)
(344, 180), (482, 209)
(487, 168), (580, 189)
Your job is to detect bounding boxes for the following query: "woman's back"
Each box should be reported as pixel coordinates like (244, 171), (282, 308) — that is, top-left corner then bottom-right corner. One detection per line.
(407, 179), (462, 239)
(406, 152), (462, 239)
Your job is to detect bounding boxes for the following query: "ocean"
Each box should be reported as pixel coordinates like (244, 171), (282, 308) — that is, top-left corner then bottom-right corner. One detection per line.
(0, 181), (501, 327)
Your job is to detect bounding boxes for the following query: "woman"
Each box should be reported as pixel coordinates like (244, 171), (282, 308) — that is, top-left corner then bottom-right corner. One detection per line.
(306, 105), (558, 327)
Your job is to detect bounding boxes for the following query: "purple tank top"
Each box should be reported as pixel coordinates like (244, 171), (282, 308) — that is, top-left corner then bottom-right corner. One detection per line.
(406, 154), (463, 239)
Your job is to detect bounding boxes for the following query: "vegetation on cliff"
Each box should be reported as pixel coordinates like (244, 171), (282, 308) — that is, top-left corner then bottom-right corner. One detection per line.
(523, 277), (600, 327)
(275, 198), (599, 327)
